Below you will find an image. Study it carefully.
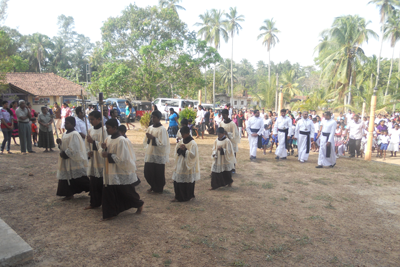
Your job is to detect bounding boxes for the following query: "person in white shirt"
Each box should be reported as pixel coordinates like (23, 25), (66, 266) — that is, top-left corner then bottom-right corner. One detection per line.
(346, 115), (365, 158)
(312, 118), (320, 152)
(388, 124), (400, 157)
(345, 110), (353, 125)
(226, 103), (233, 119)
(196, 105), (205, 139)
(273, 109), (293, 160)
(316, 111), (337, 168)
(294, 111), (315, 163)
(246, 110), (264, 160)
(74, 107), (91, 139)
(379, 130), (390, 160)
(261, 124), (271, 155)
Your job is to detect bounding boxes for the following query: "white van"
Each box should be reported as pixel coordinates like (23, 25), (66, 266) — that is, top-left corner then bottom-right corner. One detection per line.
(153, 98), (195, 119)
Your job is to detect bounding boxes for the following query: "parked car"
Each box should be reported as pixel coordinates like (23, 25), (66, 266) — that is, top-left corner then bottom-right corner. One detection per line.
(132, 101), (152, 121)
(105, 98), (132, 122)
(153, 98), (194, 119)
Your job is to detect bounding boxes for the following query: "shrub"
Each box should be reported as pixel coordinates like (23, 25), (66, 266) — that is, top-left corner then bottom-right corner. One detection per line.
(179, 108), (197, 124)
(140, 112), (151, 129)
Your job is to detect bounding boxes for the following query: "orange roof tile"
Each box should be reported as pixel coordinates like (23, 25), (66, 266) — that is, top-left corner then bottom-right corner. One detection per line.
(6, 73), (85, 96)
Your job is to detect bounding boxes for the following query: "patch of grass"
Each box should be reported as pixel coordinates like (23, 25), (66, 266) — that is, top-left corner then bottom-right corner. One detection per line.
(296, 235), (311, 246)
(350, 180), (357, 184)
(280, 196), (288, 201)
(329, 256), (339, 264)
(295, 254), (305, 262)
(242, 181), (259, 187)
(241, 241), (251, 251)
(152, 253), (160, 258)
(265, 255), (273, 262)
(324, 202), (336, 210)
(313, 194), (334, 202)
(307, 215), (324, 221)
(164, 259), (172, 266)
(268, 243), (289, 255)
(231, 259), (248, 266)
(311, 178), (331, 185)
(189, 207), (205, 212)
(262, 182), (274, 189)
(181, 244), (191, 248)
(248, 228), (255, 234)
(295, 180), (309, 185)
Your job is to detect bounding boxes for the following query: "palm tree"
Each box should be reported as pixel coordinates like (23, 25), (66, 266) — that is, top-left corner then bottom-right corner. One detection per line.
(257, 18), (280, 83)
(224, 7), (244, 106)
(219, 59), (238, 91)
(208, 9), (229, 107)
(280, 70), (302, 98)
(315, 15), (378, 106)
(29, 33), (52, 73)
(383, 10), (400, 102)
(368, 0), (400, 86)
(159, 0), (185, 14)
(194, 10), (212, 103)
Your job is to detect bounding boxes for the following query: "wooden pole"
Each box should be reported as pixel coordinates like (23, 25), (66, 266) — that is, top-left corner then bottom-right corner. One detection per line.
(275, 73), (279, 113)
(278, 86), (283, 112)
(365, 88), (377, 161)
(361, 101), (366, 119)
(198, 90), (202, 106)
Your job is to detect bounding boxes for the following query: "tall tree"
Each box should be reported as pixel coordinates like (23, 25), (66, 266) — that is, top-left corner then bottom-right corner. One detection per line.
(368, 0), (400, 87)
(383, 10), (400, 102)
(29, 33), (52, 73)
(0, 0), (9, 25)
(159, 0), (185, 15)
(208, 9), (228, 107)
(257, 18), (280, 83)
(224, 7), (244, 106)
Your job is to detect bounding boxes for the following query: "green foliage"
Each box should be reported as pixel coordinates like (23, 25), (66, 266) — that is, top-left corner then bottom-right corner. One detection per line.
(178, 108), (197, 123)
(140, 112), (151, 129)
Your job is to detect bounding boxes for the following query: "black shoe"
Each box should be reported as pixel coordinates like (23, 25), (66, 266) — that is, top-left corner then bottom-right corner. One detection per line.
(330, 163), (336, 168)
(349, 155), (355, 158)
(294, 154), (298, 157)
(281, 157), (287, 160)
(275, 156), (279, 160)
(28, 151), (36, 153)
(315, 165), (323, 168)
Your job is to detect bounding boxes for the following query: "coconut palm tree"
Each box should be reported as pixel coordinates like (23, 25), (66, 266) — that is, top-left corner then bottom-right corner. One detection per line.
(280, 70), (302, 98)
(219, 59), (238, 92)
(257, 18), (280, 83)
(29, 33), (52, 73)
(159, 0), (185, 14)
(224, 7), (244, 106)
(383, 10), (400, 102)
(315, 15), (378, 106)
(208, 9), (229, 107)
(194, 10), (212, 103)
(368, 0), (400, 86)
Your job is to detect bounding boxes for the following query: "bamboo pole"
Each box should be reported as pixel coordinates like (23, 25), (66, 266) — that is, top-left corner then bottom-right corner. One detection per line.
(365, 87), (378, 161)
(198, 90), (202, 106)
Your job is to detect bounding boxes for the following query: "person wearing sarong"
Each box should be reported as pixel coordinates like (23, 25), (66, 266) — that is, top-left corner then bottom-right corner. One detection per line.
(219, 109), (240, 173)
(210, 127), (236, 190)
(99, 119), (144, 220)
(74, 106), (91, 139)
(273, 109), (293, 160)
(37, 106), (55, 152)
(85, 110), (108, 209)
(316, 112), (337, 168)
(294, 111), (314, 163)
(245, 110), (264, 161)
(171, 126), (200, 202)
(143, 110), (170, 193)
(56, 117), (90, 200)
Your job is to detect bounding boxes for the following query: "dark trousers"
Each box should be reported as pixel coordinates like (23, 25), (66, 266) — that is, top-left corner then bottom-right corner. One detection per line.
(349, 138), (361, 157)
(1, 129), (12, 152)
(18, 122), (32, 153)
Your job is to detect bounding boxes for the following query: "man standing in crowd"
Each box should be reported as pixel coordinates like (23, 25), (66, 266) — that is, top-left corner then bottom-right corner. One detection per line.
(15, 100), (35, 154)
(347, 114), (365, 158)
(53, 102), (62, 136)
(246, 110), (264, 161)
(294, 111), (314, 163)
(273, 109), (293, 160)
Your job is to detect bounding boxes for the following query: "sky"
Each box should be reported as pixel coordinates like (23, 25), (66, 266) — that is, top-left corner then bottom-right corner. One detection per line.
(3, 0), (397, 68)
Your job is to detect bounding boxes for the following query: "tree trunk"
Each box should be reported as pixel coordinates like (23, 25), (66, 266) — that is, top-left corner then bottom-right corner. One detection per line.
(204, 67), (207, 103)
(375, 24), (385, 87)
(384, 45), (395, 104)
(275, 73), (278, 112)
(231, 33), (234, 107)
(37, 53), (42, 73)
(268, 49), (271, 83)
(213, 64), (216, 108)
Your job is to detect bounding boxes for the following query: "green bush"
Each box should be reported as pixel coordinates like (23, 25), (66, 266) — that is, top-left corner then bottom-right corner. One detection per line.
(140, 112), (151, 129)
(179, 108), (197, 124)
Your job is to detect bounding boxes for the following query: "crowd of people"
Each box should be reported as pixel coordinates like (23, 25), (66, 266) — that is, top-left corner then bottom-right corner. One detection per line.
(1, 99), (400, 220)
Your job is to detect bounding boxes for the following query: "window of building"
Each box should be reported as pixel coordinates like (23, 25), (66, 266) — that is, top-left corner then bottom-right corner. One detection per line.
(241, 101), (244, 105)
(234, 101), (237, 105)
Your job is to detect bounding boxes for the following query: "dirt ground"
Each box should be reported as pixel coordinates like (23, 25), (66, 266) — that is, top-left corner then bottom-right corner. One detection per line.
(1, 122), (400, 267)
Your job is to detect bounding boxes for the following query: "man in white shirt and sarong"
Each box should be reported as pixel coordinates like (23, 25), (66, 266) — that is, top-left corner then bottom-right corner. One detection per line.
(246, 110), (264, 161)
(74, 107), (91, 139)
(294, 111), (314, 163)
(316, 112), (337, 168)
(273, 109), (293, 160)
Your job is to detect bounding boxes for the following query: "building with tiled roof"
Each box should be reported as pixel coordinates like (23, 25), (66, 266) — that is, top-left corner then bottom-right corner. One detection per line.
(1, 73), (85, 110)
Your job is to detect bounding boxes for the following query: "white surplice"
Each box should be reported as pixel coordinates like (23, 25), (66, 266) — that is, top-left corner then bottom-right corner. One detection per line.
(318, 119), (337, 166)
(143, 125), (170, 164)
(172, 139), (200, 183)
(273, 116), (293, 158)
(220, 120), (241, 153)
(85, 126), (108, 178)
(294, 118), (315, 162)
(246, 116), (264, 157)
(211, 137), (236, 173)
(57, 131), (88, 181)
